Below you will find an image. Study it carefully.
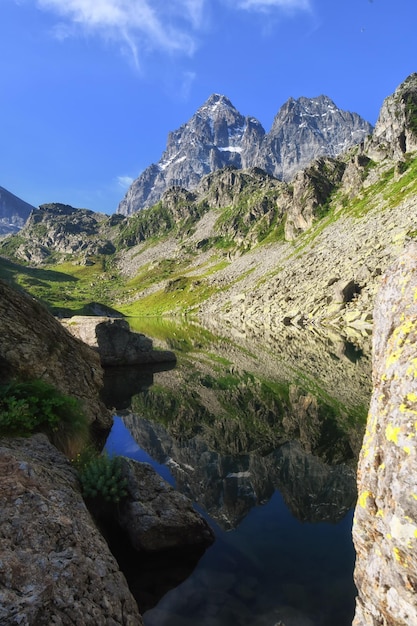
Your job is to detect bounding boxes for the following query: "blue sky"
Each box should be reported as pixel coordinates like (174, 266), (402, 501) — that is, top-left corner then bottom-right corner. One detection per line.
(2, 0), (416, 214)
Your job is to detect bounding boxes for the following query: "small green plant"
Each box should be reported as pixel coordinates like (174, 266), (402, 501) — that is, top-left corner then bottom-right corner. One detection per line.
(77, 453), (129, 504)
(0, 379), (89, 456)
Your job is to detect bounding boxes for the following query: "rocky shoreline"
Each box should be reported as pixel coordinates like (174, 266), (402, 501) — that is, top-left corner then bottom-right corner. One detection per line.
(0, 280), (212, 625)
(1, 245), (417, 624)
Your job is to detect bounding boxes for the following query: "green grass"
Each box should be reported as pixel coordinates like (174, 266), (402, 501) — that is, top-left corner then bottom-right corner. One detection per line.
(118, 275), (217, 316)
(0, 256), (124, 315)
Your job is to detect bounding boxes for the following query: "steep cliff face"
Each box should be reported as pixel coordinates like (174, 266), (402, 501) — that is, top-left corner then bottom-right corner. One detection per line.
(257, 95), (372, 182)
(353, 243), (417, 625)
(117, 92), (371, 215)
(117, 94), (265, 215)
(365, 72), (417, 161)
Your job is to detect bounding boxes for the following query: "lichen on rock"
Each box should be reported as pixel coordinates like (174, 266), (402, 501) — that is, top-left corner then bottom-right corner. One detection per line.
(353, 242), (417, 626)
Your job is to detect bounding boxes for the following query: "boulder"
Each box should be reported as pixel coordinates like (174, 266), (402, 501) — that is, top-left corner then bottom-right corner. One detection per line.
(353, 243), (417, 625)
(0, 434), (143, 625)
(0, 280), (111, 431)
(62, 316), (177, 366)
(116, 458), (215, 553)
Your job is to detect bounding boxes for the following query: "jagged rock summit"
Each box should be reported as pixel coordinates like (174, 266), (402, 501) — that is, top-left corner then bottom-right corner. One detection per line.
(117, 92), (372, 216)
(365, 71), (417, 160)
(258, 94), (373, 181)
(0, 186), (35, 236)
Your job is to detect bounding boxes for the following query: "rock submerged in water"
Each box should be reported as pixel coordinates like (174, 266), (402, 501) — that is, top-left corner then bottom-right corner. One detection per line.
(117, 458), (215, 552)
(61, 316), (177, 366)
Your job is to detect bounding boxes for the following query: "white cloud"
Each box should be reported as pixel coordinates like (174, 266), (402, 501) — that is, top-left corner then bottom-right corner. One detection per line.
(236, 0), (311, 9)
(30, 0), (311, 68)
(117, 175), (134, 188)
(36, 0), (201, 67)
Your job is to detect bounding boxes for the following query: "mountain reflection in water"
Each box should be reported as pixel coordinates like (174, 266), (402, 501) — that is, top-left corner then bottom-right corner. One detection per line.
(104, 319), (371, 626)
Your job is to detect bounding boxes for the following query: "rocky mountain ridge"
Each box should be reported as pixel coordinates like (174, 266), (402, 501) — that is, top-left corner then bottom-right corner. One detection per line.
(1, 74), (417, 351)
(117, 92), (372, 215)
(0, 186), (34, 236)
(1, 74), (417, 626)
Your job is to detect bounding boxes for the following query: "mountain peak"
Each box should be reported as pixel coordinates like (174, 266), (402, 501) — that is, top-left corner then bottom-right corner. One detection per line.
(117, 92), (372, 216)
(0, 186), (35, 236)
(196, 94), (238, 117)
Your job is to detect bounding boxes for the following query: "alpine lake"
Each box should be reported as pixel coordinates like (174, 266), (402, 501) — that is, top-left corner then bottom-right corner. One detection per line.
(103, 316), (371, 626)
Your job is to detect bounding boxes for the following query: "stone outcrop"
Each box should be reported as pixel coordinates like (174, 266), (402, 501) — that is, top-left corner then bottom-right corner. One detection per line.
(0, 434), (143, 626)
(116, 458), (215, 552)
(365, 72), (417, 161)
(11, 203), (118, 264)
(352, 243), (417, 625)
(62, 316), (176, 366)
(117, 93), (371, 215)
(0, 279), (111, 431)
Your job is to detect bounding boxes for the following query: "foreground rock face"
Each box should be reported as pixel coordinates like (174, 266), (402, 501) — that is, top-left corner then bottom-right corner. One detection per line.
(62, 316), (177, 366)
(117, 458), (215, 552)
(353, 243), (417, 625)
(0, 434), (143, 626)
(0, 280), (111, 431)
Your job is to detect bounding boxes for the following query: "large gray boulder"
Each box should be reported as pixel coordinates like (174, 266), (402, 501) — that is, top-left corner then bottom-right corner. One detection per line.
(353, 243), (417, 625)
(0, 434), (143, 625)
(117, 458), (215, 552)
(62, 316), (176, 366)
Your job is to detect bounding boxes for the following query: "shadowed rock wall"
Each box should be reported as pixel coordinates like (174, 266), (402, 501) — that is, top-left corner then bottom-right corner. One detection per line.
(0, 279), (111, 431)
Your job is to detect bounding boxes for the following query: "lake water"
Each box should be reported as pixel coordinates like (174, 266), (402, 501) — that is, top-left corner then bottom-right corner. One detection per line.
(104, 318), (371, 626)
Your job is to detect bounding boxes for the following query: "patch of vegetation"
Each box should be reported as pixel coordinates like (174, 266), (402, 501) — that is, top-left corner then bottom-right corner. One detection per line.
(0, 256), (125, 316)
(115, 198), (209, 249)
(256, 214), (287, 244)
(0, 233), (28, 259)
(118, 273), (217, 316)
(124, 258), (181, 291)
(115, 202), (174, 248)
(382, 155), (417, 205)
(75, 453), (128, 505)
(201, 373), (240, 390)
(0, 379), (89, 457)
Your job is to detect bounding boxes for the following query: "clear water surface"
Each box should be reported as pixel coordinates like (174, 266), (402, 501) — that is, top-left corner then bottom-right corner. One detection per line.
(104, 318), (371, 626)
